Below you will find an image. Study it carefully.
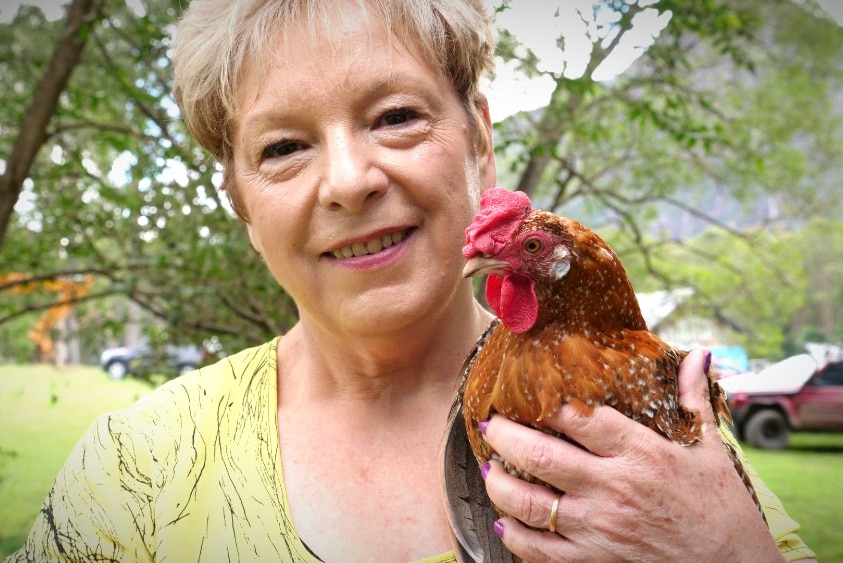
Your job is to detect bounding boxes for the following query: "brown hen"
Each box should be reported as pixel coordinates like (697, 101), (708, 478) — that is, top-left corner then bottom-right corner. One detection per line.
(441, 188), (763, 562)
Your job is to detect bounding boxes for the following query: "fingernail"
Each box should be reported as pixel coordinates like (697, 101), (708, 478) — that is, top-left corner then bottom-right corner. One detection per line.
(479, 420), (489, 434)
(480, 462), (491, 480)
(493, 520), (504, 538)
(703, 351), (712, 375)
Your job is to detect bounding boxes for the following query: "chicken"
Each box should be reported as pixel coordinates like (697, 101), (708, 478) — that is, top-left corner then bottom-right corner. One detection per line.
(441, 188), (763, 560)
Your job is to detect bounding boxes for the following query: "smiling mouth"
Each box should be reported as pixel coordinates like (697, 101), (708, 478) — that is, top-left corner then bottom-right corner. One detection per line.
(329, 228), (414, 259)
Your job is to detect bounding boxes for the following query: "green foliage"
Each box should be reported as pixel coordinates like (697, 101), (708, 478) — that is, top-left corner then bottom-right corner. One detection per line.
(679, 227), (806, 358)
(0, 315), (39, 363)
(784, 219), (843, 348)
(1, 0), (296, 357)
(614, 216), (843, 360)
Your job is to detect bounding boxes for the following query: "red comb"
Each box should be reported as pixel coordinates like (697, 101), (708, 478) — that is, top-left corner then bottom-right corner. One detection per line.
(463, 188), (532, 258)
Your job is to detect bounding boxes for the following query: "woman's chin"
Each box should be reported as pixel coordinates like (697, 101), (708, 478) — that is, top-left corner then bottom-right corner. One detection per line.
(331, 287), (457, 337)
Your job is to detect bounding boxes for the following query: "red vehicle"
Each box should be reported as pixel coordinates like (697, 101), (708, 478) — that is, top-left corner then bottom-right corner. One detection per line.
(719, 354), (843, 449)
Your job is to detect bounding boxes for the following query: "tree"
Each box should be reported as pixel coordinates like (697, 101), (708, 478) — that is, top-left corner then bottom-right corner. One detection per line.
(0, 0), (102, 250)
(786, 219), (843, 348)
(1, 0), (296, 358)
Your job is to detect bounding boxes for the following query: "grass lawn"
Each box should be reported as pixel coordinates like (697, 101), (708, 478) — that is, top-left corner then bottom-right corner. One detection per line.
(0, 363), (153, 556)
(742, 432), (843, 562)
(1, 364), (841, 560)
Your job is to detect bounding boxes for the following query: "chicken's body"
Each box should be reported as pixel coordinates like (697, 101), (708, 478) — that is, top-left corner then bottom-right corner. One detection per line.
(457, 188), (761, 525)
(463, 320), (697, 471)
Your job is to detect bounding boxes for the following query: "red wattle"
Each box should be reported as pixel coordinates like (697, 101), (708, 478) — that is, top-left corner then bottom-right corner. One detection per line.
(485, 274), (503, 318)
(486, 272), (537, 334)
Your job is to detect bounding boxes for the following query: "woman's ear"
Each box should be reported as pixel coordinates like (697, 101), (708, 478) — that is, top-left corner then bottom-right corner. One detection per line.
(475, 93), (497, 188)
(246, 221), (264, 255)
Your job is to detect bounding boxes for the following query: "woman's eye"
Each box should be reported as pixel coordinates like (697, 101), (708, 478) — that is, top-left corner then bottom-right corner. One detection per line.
(379, 108), (418, 127)
(262, 141), (304, 160)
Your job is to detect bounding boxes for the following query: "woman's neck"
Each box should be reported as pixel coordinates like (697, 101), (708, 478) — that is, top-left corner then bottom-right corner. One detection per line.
(277, 297), (493, 409)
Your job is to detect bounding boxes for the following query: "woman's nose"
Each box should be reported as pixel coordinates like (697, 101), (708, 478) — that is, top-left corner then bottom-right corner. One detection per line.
(318, 129), (387, 212)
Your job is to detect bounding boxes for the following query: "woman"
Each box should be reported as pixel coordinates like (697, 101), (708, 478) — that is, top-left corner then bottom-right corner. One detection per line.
(9, 0), (815, 561)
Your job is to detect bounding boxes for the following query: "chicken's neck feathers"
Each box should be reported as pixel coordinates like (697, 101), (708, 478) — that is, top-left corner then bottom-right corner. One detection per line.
(530, 274), (647, 335)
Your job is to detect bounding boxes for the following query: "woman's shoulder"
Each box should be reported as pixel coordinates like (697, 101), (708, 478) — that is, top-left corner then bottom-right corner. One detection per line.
(188, 337), (279, 390)
(10, 338), (286, 563)
(107, 337), (280, 436)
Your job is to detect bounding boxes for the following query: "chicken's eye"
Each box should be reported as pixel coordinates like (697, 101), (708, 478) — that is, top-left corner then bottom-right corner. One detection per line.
(524, 238), (542, 253)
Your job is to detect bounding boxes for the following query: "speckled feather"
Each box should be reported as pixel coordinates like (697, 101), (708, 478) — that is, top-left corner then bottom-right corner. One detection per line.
(463, 211), (707, 457)
(453, 193), (764, 548)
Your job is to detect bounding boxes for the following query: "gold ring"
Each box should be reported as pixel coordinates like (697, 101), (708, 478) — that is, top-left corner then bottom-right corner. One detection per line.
(549, 494), (561, 533)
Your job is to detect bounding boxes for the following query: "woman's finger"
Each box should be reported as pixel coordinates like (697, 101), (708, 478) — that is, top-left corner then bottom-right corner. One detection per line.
(481, 460), (573, 533)
(493, 516), (583, 563)
(482, 415), (597, 493)
(548, 402), (654, 458)
(677, 347), (719, 431)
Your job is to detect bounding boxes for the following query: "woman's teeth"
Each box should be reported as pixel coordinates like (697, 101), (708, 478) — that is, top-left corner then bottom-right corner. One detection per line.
(332, 230), (406, 259)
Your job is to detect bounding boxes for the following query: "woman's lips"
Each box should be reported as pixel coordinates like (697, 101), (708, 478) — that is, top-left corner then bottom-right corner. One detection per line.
(325, 227), (416, 270)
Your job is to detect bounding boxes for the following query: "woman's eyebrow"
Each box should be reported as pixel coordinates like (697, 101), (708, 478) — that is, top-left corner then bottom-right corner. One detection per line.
(237, 101), (307, 134)
(364, 71), (442, 96)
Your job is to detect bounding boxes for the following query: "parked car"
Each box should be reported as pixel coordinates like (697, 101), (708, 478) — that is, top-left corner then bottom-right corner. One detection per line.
(719, 354), (843, 449)
(99, 339), (205, 380)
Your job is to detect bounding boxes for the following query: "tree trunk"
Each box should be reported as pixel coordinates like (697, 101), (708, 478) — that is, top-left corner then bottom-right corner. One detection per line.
(0, 0), (101, 251)
(516, 153), (552, 199)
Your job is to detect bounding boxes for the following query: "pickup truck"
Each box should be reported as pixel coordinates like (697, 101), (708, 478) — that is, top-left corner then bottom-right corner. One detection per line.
(718, 354), (843, 449)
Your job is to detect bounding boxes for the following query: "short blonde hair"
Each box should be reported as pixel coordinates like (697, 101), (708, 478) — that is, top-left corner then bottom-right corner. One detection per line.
(172, 0), (496, 219)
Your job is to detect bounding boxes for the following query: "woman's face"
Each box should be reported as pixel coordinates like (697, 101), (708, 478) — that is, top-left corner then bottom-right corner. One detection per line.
(232, 6), (495, 337)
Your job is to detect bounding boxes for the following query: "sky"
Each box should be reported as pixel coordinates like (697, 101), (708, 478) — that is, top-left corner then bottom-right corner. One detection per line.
(483, 0), (672, 122)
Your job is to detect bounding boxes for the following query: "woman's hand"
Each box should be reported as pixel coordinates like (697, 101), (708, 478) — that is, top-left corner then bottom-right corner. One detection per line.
(480, 348), (785, 562)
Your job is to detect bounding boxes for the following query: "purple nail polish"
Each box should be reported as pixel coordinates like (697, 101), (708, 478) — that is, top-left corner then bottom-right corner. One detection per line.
(479, 420), (489, 434)
(480, 462), (491, 480)
(704, 351), (712, 375)
(493, 520), (504, 538)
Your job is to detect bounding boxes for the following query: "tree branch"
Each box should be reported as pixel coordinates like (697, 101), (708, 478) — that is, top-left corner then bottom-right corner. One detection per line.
(0, 0), (103, 251)
(0, 268), (112, 292)
(0, 288), (122, 325)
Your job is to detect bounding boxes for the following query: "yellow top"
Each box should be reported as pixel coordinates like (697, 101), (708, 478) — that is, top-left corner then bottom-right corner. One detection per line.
(7, 339), (812, 562)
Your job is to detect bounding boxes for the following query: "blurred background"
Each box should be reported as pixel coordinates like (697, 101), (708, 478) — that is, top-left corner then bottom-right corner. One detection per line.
(1, 0), (841, 559)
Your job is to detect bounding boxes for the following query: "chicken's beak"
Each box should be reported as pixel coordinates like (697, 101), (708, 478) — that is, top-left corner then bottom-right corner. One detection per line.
(462, 256), (510, 278)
